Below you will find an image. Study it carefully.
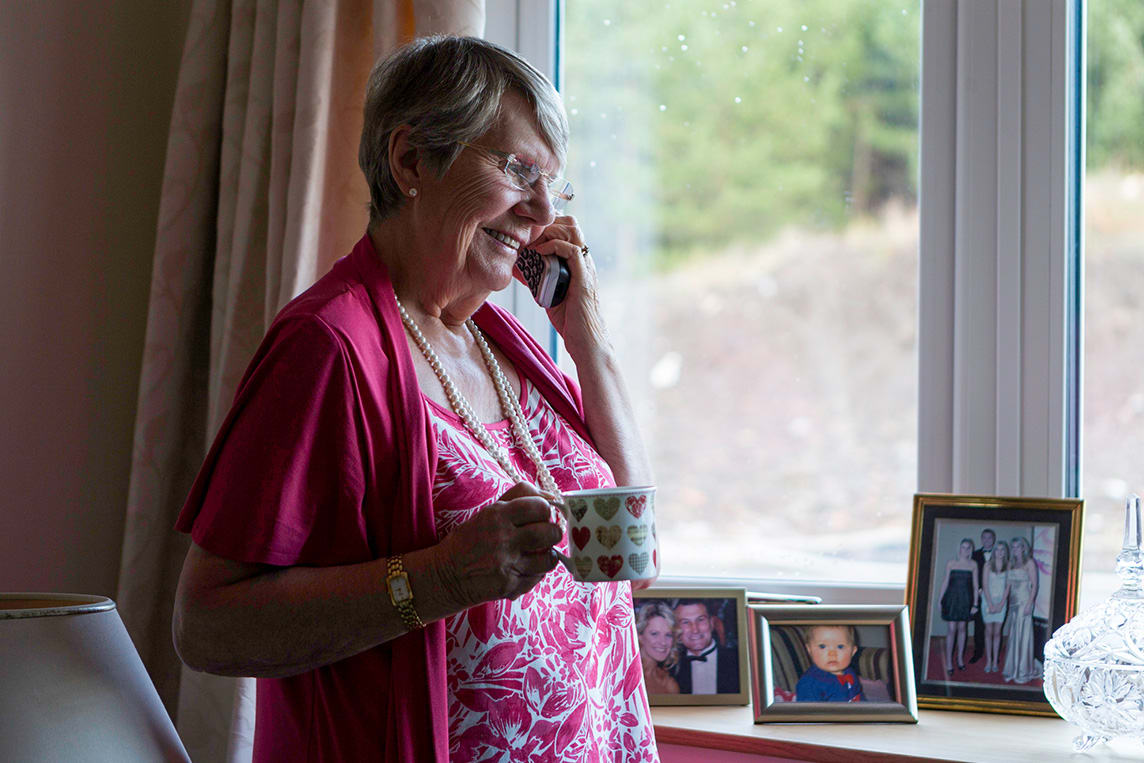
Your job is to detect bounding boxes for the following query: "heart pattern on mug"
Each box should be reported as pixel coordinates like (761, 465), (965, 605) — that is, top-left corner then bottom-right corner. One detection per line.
(653, 549), (657, 569)
(574, 556), (593, 579)
(597, 555), (623, 579)
(626, 524), (648, 545)
(571, 527), (591, 550)
(593, 496), (620, 520)
(625, 495), (648, 518)
(596, 525), (622, 549)
(567, 499), (588, 522)
(628, 552), (649, 574)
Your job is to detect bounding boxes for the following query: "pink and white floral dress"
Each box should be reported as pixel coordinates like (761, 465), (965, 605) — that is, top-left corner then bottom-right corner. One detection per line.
(426, 376), (659, 763)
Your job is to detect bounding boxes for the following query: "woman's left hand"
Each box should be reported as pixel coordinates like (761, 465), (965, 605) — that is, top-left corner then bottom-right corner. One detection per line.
(521, 216), (608, 360)
(631, 575), (658, 592)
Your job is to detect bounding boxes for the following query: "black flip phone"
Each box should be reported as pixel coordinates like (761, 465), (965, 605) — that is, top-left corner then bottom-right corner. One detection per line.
(515, 247), (570, 308)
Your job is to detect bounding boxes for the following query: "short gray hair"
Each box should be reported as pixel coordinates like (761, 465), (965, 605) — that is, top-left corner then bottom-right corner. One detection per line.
(358, 35), (569, 226)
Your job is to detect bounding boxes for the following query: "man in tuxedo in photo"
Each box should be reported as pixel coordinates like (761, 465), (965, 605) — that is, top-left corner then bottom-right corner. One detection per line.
(969, 528), (997, 664)
(672, 599), (739, 694)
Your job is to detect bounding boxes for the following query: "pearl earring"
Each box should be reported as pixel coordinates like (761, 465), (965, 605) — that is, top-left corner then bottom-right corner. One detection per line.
(408, 188), (418, 197)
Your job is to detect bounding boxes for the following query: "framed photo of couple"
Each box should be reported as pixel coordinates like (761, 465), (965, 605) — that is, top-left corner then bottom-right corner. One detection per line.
(906, 493), (1084, 715)
(632, 587), (750, 706)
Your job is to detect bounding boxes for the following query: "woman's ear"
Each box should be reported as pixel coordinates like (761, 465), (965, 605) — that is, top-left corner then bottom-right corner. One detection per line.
(388, 125), (422, 197)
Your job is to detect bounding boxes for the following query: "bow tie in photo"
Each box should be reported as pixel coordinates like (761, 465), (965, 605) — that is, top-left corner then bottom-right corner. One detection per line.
(837, 673), (855, 686)
(687, 646), (717, 663)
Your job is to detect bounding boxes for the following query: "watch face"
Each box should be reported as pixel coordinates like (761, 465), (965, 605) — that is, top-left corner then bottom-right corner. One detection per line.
(389, 575), (412, 603)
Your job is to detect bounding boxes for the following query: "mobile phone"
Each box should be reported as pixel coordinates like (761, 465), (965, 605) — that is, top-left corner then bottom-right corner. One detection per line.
(515, 247), (570, 308)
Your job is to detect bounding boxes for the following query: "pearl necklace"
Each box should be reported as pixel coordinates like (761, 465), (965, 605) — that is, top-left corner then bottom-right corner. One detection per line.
(395, 297), (563, 509)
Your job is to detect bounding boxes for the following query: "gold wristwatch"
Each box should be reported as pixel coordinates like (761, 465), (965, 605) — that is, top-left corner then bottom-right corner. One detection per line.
(386, 555), (424, 631)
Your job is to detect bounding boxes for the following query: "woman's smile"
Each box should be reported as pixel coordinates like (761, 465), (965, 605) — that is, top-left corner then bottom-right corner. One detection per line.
(482, 227), (523, 252)
(639, 616), (674, 662)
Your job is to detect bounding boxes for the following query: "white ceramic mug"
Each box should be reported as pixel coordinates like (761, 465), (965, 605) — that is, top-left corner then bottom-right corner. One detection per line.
(561, 485), (657, 582)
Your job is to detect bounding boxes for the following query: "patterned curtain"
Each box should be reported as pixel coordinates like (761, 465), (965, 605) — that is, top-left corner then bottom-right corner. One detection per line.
(115, 1), (483, 760)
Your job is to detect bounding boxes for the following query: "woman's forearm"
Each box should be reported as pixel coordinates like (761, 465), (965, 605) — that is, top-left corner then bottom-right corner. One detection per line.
(174, 488), (560, 678)
(173, 542), (464, 678)
(568, 345), (653, 486)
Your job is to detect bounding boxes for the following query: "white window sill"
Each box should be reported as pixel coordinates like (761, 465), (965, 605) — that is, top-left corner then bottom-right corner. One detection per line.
(652, 703), (1142, 762)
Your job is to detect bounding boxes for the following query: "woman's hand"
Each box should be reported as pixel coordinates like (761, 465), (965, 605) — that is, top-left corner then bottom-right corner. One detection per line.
(522, 216), (608, 361)
(432, 482), (563, 608)
(632, 575), (658, 592)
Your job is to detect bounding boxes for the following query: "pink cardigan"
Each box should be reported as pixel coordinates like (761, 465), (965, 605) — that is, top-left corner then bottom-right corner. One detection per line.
(177, 234), (593, 761)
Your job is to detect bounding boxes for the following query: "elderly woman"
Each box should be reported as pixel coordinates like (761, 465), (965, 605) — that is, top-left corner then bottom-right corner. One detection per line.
(172, 36), (658, 762)
(636, 601), (681, 694)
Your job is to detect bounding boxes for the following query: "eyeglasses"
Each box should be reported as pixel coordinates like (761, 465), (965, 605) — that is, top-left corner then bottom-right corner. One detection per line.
(457, 141), (574, 213)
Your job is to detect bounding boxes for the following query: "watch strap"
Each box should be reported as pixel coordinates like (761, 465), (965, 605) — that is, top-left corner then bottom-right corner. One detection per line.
(386, 555), (425, 631)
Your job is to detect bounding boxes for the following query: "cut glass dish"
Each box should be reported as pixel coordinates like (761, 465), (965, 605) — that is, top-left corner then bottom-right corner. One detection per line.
(1043, 494), (1144, 751)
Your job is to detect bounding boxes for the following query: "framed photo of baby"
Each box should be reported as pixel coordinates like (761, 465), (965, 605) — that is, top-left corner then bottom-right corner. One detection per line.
(747, 604), (918, 722)
(631, 587), (750, 706)
(906, 493), (1083, 715)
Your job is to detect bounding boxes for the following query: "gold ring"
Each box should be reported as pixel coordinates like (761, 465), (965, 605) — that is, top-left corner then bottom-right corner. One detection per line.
(580, 244), (590, 257)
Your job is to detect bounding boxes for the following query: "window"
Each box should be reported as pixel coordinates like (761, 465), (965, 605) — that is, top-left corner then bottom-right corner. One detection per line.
(560, 1), (921, 582)
(490, 0), (1089, 597)
(1082, 0), (1144, 592)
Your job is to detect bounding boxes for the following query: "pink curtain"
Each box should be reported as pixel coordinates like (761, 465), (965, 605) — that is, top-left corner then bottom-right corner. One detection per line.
(116, 1), (483, 760)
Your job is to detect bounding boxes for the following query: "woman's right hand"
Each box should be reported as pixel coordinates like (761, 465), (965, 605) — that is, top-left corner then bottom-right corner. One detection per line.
(432, 482), (563, 607)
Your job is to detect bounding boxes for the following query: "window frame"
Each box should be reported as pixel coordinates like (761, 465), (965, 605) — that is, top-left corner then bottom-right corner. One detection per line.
(916, 0), (1081, 502)
(487, 0), (1083, 599)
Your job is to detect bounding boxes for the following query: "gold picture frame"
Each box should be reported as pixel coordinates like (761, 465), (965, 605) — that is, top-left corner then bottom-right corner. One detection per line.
(905, 493), (1083, 716)
(632, 587), (750, 706)
(748, 604), (918, 722)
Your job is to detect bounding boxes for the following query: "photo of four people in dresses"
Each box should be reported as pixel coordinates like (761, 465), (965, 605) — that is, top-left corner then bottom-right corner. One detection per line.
(933, 526), (1046, 687)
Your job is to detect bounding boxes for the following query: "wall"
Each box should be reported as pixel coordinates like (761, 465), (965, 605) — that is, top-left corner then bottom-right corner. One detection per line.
(0, 1), (190, 596)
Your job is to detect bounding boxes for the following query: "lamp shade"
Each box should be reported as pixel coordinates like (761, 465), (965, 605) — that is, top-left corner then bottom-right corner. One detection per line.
(0, 593), (189, 762)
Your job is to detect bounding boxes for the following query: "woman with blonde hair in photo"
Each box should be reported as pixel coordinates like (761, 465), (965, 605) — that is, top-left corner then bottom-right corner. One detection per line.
(1003, 536), (1041, 684)
(636, 601), (681, 694)
(981, 540), (1011, 673)
(937, 538), (979, 675)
